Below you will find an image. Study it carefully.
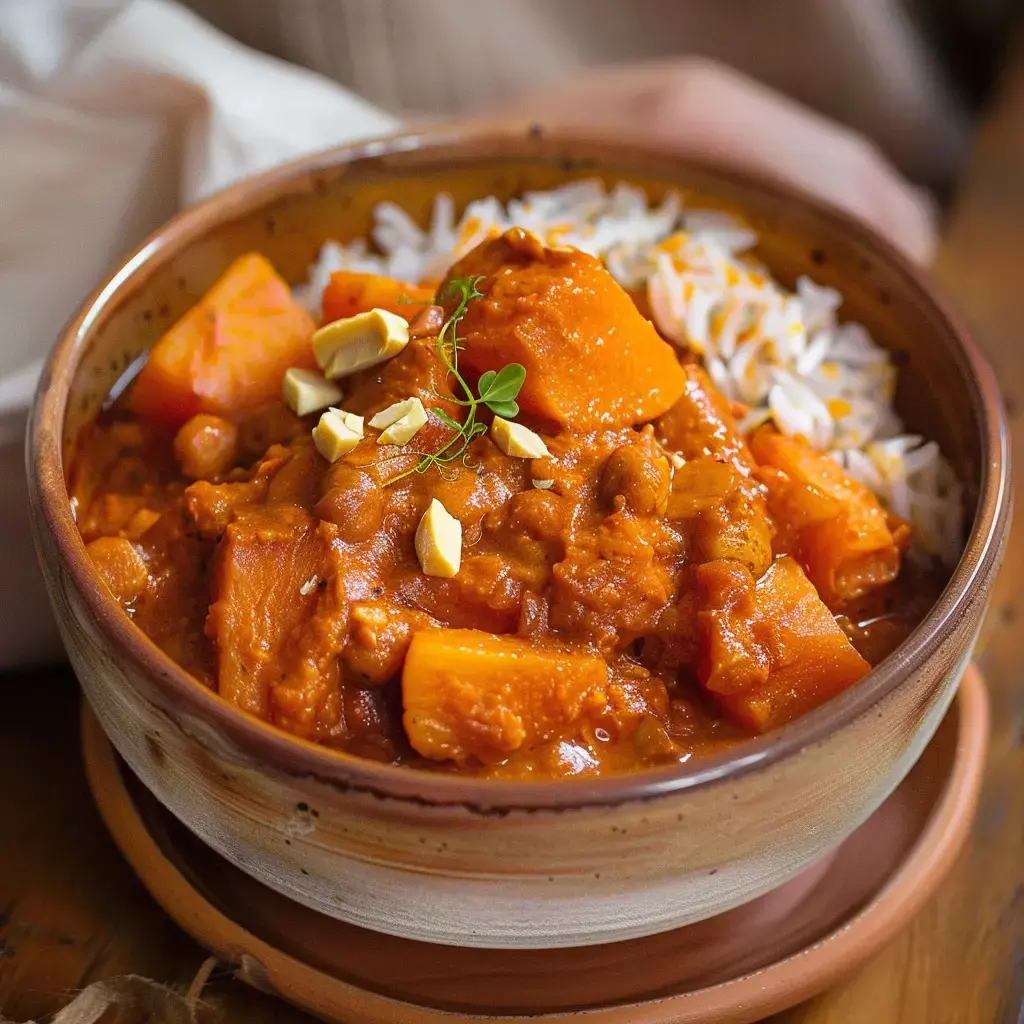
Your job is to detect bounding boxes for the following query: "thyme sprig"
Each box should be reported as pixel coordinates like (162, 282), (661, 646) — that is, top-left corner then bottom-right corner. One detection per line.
(385, 276), (526, 485)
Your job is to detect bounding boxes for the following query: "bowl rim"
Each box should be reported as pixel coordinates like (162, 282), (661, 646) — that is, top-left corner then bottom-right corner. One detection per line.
(28, 121), (1011, 812)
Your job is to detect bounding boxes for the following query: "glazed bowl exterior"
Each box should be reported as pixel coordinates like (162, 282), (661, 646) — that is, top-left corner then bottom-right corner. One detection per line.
(28, 125), (1010, 949)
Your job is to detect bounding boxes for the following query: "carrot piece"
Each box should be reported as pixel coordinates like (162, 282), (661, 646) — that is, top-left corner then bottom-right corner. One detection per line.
(402, 628), (609, 765)
(701, 556), (870, 733)
(443, 229), (687, 429)
(321, 271), (434, 323)
(750, 427), (904, 605)
(128, 254), (316, 427)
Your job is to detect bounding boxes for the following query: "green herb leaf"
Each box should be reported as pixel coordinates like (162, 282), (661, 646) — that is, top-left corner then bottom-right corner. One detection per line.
(478, 363), (526, 404)
(485, 399), (520, 419)
(384, 275), (525, 486)
(440, 275), (485, 306)
(433, 408), (462, 431)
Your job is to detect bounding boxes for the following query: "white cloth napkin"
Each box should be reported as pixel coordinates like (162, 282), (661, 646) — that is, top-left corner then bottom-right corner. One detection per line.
(0, 0), (397, 667)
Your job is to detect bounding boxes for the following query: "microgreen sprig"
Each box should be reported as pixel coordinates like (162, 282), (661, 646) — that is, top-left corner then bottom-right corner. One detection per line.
(384, 276), (526, 485)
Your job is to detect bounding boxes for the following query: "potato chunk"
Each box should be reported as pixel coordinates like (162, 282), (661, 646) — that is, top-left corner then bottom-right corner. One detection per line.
(402, 628), (609, 764)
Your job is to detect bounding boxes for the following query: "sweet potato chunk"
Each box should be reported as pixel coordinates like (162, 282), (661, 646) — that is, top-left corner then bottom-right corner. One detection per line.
(129, 254), (316, 427)
(444, 229), (687, 429)
(321, 271), (433, 323)
(750, 427), (905, 605)
(699, 557), (870, 732)
(206, 505), (329, 719)
(402, 628), (609, 765)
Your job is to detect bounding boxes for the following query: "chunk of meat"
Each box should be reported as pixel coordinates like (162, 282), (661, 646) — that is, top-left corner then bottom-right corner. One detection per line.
(549, 512), (680, 653)
(698, 556), (870, 732)
(343, 602), (434, 684)
(206, 505), (332, 719)
(264, 440), (325, 509)
(184, 481), (267, 537)
(696, 560), (770, 695)
(657, 364), (772, 577)
(399, 553), (527, 634)
(321, 271), (434, 323)
(599, 431), (671, 516)
(315, 463), (387, 543)
(402, 628), (609, 765)
(173, 414), (239, 480)
(131, 506), (217, 684)
(655, 364), (758, 474)
(443, 229), (687, 429)
(236, 402), (307, 461)
(750, 427), (905, 605)
(668, 457), (773, 578)
(129, 254), (316, 427)
(270, 538), (349, 742)
(86, 536), (149, 605)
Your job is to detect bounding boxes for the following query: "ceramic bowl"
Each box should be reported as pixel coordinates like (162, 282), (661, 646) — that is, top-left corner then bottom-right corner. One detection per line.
(28, 124), (1010, 949)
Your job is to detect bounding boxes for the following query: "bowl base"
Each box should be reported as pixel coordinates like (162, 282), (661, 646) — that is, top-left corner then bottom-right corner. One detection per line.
(81, 666), (988, 1024)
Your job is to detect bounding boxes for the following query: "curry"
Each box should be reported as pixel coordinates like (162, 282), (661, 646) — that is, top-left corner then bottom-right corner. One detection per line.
(69, 227), (944, 778)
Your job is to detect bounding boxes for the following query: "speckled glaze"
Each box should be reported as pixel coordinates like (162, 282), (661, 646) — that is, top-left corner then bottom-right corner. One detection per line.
(28, 125), (1010, 949)
(79, 671), (990, 1022)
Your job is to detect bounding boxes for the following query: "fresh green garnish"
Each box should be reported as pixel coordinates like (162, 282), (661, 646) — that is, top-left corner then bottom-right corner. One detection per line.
(385, 276), (526, 484)
(476, 364), (527, 419)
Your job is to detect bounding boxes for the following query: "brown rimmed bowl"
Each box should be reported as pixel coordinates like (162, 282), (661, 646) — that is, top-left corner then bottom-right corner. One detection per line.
(27, 124), (1010, 949)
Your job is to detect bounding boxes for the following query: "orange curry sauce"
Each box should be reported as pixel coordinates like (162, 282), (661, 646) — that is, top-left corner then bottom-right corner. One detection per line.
(69, 229), (944, 778)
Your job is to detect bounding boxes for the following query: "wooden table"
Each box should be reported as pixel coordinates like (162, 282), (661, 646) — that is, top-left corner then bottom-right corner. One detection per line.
(3, 67), (1024, 1024)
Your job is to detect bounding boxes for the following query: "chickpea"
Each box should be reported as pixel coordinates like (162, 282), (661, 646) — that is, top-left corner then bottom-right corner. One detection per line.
(599, 436), (671, 516)
(173, 414), (238, 480)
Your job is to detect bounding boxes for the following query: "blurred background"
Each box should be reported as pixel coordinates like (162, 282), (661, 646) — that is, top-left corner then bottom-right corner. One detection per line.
(182, 0), (1019, 197)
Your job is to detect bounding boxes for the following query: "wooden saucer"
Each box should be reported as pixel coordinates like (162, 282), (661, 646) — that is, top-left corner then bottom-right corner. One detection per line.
(81, 667), (988, 1024)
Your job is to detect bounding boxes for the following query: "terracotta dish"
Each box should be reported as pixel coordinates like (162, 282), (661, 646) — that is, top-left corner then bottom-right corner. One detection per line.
(29, 125), (1009, 948)
(81, 666), (989, 1022)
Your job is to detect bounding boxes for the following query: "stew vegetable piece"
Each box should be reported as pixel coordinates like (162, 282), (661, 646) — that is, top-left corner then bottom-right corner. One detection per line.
(70, 227), (943, 778)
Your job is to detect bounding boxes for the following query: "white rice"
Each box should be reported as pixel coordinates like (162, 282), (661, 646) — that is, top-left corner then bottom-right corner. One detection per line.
(297, 180), (963, 567)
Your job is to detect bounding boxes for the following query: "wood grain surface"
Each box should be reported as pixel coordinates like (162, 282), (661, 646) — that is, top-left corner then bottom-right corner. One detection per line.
(3, 49), (1024, 1024)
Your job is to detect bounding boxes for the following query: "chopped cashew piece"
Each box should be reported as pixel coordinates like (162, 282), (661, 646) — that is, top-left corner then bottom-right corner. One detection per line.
(282, 367), (343, 416)
(532, 478), (555, 489)
(369, 397), (428, 446)
(491, 416), (550, 459)
(313, 308), (409, 380)
(312, 408), (364, 463)
(415, 499), (462, 578)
